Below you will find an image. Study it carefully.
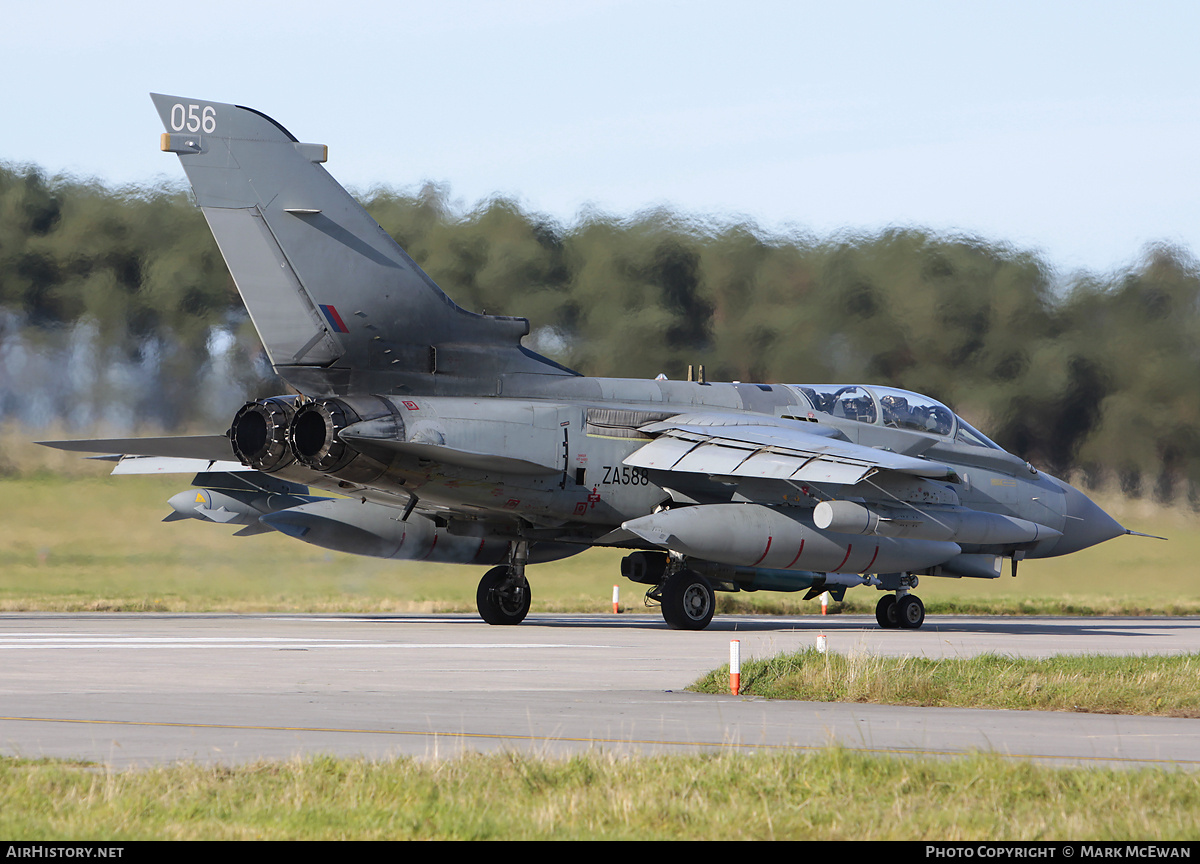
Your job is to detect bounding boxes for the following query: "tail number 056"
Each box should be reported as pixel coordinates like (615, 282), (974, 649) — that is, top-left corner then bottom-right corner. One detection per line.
(170, 103), (216, 134)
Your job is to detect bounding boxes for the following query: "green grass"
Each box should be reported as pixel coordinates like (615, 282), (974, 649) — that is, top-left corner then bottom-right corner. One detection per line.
(0, 468), (1196, 615)
(691, 649), (1200, 716)
(3, 465), (1198, 840)
(2, 750), (1199, 840)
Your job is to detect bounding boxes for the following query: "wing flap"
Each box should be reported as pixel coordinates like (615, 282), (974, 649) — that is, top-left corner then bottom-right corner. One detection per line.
(111, 456), (250, 475)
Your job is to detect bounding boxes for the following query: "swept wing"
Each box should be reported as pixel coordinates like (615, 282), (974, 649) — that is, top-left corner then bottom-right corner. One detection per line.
(625, 413), (960, 486)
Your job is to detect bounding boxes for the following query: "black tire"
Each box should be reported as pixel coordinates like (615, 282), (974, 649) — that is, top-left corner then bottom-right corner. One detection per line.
(660, 570), (716, 631)
(896, 594), (925, 629)
(875, 594), (899, 629)
(476, 565), (531, 625)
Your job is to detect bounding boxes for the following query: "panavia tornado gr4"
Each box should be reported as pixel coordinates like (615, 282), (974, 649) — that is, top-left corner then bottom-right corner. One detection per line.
(44, 94), (1142, 630)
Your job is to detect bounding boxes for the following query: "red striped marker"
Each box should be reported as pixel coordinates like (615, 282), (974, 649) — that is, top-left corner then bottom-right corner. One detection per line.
(730, 640), (741, 695)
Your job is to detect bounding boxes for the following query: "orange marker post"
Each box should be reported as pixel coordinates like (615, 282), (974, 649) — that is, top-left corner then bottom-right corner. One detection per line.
(730, 640), (741, 695)
(612, 585), (620, 614)
(821, 591), (829, 615)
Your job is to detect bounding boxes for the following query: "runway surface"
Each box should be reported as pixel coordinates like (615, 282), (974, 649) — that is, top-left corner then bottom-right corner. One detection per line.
(2, 612), (1199, 769)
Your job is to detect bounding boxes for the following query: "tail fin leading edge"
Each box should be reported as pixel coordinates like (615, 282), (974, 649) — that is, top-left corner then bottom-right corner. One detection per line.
(150, 94), (572, 393)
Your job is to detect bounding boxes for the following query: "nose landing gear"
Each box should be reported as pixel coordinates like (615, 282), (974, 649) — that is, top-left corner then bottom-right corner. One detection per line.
(476, 541), (531, 625)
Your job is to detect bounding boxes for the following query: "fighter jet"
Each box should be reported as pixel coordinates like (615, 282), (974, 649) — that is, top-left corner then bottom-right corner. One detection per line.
(43, 95), (1141, 630)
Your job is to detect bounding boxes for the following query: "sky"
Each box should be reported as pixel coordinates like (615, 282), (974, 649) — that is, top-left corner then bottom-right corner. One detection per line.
(5, 0), (1200, 275)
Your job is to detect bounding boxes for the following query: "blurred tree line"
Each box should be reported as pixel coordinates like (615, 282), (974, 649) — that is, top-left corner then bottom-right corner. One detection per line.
(3, 163), (1199, 503)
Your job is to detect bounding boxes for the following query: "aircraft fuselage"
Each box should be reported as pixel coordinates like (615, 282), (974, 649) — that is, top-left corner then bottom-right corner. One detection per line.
(248, 377), (1109, 578)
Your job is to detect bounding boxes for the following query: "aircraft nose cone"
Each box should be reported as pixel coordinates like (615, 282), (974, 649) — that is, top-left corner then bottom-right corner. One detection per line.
(1055, 484), (1126, 555)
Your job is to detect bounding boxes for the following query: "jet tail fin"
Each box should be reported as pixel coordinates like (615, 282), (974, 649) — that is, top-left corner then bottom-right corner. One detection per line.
(150, 94), (574, 394)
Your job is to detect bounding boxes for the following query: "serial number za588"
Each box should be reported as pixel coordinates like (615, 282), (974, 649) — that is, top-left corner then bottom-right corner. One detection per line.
(601, 465), (651, 485)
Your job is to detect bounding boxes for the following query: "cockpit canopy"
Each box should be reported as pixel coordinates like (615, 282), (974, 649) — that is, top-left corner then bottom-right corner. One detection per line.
(785, 384), (1000, 449)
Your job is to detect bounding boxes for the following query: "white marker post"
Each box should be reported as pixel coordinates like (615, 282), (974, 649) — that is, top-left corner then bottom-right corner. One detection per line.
(730, 640), (741, 695)
(612, 585), (620, 614)
(816, 633), (827, 654)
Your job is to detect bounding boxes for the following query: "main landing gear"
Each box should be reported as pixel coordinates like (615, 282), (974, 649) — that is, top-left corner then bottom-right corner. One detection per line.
(657, 569), (716, 631)
(476, 542), (531, 625)
(875, 592), (925, 629)
(621, 551), (717, 631)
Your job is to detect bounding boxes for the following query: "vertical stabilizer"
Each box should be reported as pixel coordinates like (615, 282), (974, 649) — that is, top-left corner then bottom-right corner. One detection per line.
(150, 94), (573, 394)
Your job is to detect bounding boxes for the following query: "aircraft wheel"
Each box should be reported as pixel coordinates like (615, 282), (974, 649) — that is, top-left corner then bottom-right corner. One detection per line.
(896, 594), (925, 630)
(660, 570), (716, 631)
(875, 594), (899, 629)
(476, 565), (531, 625)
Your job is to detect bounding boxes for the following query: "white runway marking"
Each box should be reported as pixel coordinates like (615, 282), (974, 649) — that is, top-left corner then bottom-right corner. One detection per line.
(0, 635), (608, 650)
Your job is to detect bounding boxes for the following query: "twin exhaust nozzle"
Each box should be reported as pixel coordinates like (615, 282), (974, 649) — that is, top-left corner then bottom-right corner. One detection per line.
(228, 396), (364, 474)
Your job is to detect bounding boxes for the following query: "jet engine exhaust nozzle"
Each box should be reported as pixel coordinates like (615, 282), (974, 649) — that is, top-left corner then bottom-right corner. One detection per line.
(228, 397), (297, 472)
(288, 398), (362, 473)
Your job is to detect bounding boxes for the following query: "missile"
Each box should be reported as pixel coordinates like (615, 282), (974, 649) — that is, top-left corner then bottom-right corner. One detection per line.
(813, 500), (1061, 546)
(689, 559), (876, 594)
(165, 488), (322, 535)
(259, 498), (511, 564)
(621, 549), (861, 593)
(622, 503), (960, 573)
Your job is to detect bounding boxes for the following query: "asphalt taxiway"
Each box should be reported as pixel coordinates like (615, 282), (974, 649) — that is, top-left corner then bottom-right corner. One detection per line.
(2, 612), (1199, 768)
